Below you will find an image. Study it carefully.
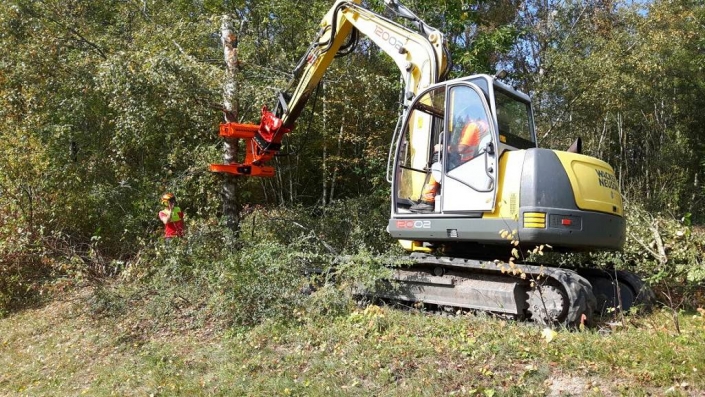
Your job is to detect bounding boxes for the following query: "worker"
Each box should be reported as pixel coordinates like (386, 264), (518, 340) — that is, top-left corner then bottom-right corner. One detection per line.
(410, 116), (489, 212)
(453, 116), (490, 167)
(158, 192), (185, 239)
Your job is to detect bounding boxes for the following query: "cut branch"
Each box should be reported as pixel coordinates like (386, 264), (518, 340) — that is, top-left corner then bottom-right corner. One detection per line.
(650, 221), (668, 265)
(627, 231), (665, 264)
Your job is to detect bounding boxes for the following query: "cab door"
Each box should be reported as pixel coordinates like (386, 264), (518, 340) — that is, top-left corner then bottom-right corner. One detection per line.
(440, 83), (498, 213)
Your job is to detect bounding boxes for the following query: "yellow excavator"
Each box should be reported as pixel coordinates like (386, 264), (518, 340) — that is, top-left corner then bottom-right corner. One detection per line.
(211, 0), (653, 326)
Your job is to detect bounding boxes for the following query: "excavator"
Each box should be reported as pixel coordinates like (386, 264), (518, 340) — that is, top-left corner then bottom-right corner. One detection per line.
(210, 0), (653, 326)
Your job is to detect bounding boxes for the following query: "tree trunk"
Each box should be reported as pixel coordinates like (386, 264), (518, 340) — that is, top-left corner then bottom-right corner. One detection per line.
(617, 111), (624, 194)
(221, 15), (241, 231)
(690, 171), (698, 216)
(321, 82), (328, 207)
(329, 116), (344, 202)
(276, 158), (285, 205)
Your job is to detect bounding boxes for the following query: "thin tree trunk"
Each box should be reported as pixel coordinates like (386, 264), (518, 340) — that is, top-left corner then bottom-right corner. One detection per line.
(289, 154), (295, 203)
(322, 82), (328, 207)
(329, 116), (344, 202)
(276, 158), (285, 205)
(221, 15), (241, 231)
(260, 178), (268, 203)
(596, 103), (609, 160)
(617, 112), (628, 192)
(690, 172), (699, 216)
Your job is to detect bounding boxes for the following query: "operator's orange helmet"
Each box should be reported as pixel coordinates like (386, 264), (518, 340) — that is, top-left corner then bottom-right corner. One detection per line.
(160, 192), (176, 206)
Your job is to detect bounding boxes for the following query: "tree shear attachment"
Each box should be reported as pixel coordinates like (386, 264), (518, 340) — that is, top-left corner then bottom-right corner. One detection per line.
(210, 106), (292, 177)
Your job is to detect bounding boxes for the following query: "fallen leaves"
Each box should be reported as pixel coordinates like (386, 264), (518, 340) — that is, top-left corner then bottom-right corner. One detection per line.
(541, 328), (558, 343)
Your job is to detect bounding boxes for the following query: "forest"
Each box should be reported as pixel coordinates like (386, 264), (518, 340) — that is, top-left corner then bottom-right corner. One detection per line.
(1, 0), (705, 320)
(4, 0), (705, 395)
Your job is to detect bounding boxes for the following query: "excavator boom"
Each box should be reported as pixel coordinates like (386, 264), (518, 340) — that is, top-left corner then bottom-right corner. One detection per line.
(210, 0), (449, 177)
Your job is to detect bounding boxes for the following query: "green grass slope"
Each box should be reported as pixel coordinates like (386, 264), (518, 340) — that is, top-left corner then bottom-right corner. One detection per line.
(1, 286), (704, 397)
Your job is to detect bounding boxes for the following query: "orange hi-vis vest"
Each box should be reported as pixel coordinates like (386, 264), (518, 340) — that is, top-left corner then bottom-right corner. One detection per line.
(457, 120), (489, 162)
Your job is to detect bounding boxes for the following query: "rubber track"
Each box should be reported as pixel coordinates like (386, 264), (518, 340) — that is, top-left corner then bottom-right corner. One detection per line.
(577, 268), (655, 313)
(407, 253), (597, 327)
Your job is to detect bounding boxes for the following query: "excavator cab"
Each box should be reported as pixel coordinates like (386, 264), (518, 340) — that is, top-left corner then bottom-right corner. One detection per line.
(389, 74), (625, 254)
(391, 74), (534, 216)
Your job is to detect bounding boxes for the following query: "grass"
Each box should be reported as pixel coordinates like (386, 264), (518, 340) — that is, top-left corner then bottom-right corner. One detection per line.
(2, 286), (705, 397)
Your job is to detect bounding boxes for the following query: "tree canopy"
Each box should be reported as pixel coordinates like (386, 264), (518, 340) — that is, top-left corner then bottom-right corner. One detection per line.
(1, 0), (705, 311)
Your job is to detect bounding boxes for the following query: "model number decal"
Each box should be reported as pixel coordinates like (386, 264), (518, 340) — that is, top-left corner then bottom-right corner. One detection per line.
(374, 25), (404, 51)
(396, 220), (431, 229)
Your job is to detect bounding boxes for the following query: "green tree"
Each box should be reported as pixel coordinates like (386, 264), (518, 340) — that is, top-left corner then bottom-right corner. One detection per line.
(0, 0), (227, 256)
(520, 0), (705, 219)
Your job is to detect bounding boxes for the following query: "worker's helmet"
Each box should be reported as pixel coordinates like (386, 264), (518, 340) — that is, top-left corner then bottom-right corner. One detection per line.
(161, 192), (176, 206)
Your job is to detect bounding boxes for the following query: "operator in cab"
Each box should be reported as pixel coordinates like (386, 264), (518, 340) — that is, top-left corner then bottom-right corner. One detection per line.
(411, 113), (490, 213)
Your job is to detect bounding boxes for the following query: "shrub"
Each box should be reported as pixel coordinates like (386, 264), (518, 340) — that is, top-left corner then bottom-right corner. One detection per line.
(239, 195), (396, 255)
(113, 221), (316, 329)
(95, 209), (406, 332)
(586, 202), (705, 309)
(0, 220), (53, 317)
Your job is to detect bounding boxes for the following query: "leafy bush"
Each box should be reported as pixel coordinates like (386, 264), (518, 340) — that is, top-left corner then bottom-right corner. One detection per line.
(0, 211), (55, 316)
(0, 220), (122, 317)
(103, 221), (316, 329)
(239, 195), (396, 255)
(82, 205), (407, 333)
(586, 202), (705, 308)
(207, 239), (313, 327)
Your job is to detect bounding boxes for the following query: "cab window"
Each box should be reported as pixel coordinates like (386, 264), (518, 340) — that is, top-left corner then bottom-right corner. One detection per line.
(445, 85), (491, 172)
(494, 88), (535, 149)
(395, 86), (445, 208)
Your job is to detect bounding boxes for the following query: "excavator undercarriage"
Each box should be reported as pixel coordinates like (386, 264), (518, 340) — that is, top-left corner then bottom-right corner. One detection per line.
(356, 253), (654, 327)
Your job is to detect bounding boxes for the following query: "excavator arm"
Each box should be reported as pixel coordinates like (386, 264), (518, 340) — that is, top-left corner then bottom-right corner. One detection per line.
(210, 0), (451, 177)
